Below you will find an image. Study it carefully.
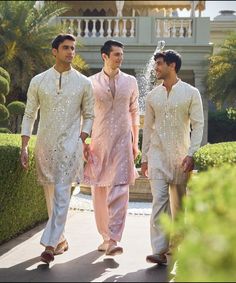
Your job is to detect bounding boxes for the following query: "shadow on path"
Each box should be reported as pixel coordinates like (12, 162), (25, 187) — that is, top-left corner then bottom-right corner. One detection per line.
(0, 250), (119, 282)
(103, 264), (169, 282)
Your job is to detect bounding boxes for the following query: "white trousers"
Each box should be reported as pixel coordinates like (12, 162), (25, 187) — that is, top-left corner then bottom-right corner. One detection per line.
(91, 184), (129, 242)
(150, 179), (186, 254)
(40, 183), (71, 248)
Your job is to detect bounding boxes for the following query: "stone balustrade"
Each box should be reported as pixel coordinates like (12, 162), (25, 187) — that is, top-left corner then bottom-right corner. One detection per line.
(58, 16), (193, 40)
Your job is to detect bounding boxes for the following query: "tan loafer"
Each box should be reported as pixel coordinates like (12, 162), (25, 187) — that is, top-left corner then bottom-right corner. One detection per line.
(105, 244), (123, 256)
(54, 240), (69, 255)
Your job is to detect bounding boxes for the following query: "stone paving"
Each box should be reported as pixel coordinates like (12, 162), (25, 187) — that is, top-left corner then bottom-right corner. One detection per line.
(0, 185), (178, 282)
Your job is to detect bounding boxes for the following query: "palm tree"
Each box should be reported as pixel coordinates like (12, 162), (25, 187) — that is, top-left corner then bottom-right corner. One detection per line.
(0, 1), (69, 102)
(207, 33), (236, 109)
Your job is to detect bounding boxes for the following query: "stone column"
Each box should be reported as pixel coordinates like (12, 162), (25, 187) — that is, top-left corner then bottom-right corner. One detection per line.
(194, 70), (208, 145)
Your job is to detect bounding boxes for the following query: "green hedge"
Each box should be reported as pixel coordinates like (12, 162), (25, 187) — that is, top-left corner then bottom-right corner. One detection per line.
(194, 142), (236, 171)
(169, 165), (236, 282)
(0, 133), (47, 244)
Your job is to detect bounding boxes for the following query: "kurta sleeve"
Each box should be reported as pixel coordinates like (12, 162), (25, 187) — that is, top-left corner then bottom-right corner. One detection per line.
(129, 77), (140, 126)
(141, 94), (155, 163)
(81, 80), (95, 135)
(21, 78), (40, 137)
(188, 89), (204, 156)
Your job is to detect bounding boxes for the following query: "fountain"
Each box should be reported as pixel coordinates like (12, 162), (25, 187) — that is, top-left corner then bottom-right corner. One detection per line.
(138, 40), (166, 114)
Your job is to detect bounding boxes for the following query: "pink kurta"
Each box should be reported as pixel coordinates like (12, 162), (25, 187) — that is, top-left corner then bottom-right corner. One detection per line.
(83, 69), (140, 187)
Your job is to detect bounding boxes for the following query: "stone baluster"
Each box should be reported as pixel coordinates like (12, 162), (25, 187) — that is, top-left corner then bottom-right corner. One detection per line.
(84, 20), (89, 37)
(122, 19), (127, 37)
(179, 20), (184, 37)
(100, 19), (104, 37)
(114, 19), (119, 37)
(77, 19), (81, 37)
(92, 19), (96, 37)
(130, 19), (135, 37)
(187, 19), (192, 37)
(107, 19), (112, 37)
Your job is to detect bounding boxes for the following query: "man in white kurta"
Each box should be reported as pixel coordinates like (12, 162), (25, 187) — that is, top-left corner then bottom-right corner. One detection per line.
(141, 50), (204, 265)
(20, 34), (94, 264)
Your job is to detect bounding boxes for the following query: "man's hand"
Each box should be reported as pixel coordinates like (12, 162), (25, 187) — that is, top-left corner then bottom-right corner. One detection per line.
(141, 162), (148, 177)
(20, 148), (29, 170)
(182, 156), (194, 173)
(133, 144), (139, 160)
(83, 143), (90, 162)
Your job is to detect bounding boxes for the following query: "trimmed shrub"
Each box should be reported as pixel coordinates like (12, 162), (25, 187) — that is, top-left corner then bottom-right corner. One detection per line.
(0, 104), (9, 121)
(7, 101), (26, 116)
(0, 75), (9, 96)
(0, 66), (10, 84)
(169, 165), (236, 282)
(0, 134), (47, 244)
(0, 93), (6, 104)
(194, 142), (236, 171)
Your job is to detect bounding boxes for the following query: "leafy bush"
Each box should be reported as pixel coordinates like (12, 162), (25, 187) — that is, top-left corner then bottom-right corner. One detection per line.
(0, 75), (9, 96)
(0, 66), (10, 84)
(208, 110), (236, 143)
(0, 134), (47, 244)
(0, 93), (6, 104)
(0, 127), (12, 133)
(7, 101), (25, 116)
(194, 142), (236, 171)
(167, 165), (236, 282)
(0, 104), (9, 121)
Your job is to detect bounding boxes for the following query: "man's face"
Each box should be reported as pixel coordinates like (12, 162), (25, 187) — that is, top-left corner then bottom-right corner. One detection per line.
(103, 46), (124, 69)
(52, 39), (75, 64)
(154, 57), (173, 80)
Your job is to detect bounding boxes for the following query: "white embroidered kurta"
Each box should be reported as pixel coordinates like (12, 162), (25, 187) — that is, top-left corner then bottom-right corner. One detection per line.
(21, 67), (94, 185)
(142, 80), (204, 185)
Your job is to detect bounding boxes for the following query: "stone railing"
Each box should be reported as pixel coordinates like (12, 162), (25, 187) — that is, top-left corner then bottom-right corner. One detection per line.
(155, 18), (193, 38)
(60, 16), (136, 38)
(58, 16), (194, 40)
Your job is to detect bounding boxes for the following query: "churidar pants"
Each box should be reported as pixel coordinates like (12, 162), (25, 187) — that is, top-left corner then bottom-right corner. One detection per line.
(92, 184), (129, 242)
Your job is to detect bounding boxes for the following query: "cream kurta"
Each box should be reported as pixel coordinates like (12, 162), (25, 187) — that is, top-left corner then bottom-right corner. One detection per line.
(83, 69), (140, 187)
(21, 67), (94, 185)
(142, 80), (204, 185)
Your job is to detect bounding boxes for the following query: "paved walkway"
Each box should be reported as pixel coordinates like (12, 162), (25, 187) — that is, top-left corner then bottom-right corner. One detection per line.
(0, 189), (175, 282)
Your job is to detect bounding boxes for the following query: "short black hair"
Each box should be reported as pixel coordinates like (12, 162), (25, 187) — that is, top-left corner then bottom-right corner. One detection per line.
(154, 49), (182, 73)
(52, 34), (76, 49)
(101, 40), (124, 56)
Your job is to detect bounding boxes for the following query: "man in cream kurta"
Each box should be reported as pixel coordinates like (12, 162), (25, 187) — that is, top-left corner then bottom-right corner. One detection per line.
(20, 34), (94, 264)
(141, 50), (204, 265)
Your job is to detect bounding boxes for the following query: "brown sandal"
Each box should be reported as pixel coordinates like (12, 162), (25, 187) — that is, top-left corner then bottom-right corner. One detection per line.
(40, 249), (55, 264)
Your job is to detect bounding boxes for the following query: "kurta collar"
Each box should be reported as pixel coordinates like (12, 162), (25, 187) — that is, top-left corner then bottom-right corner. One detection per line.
(161, 78), (182, 91)
(101, 68), (121, 83)
(52, 66), (73, 76)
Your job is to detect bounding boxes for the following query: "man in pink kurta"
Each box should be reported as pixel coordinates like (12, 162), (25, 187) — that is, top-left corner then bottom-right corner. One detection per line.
(84, 40), (140, 256)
